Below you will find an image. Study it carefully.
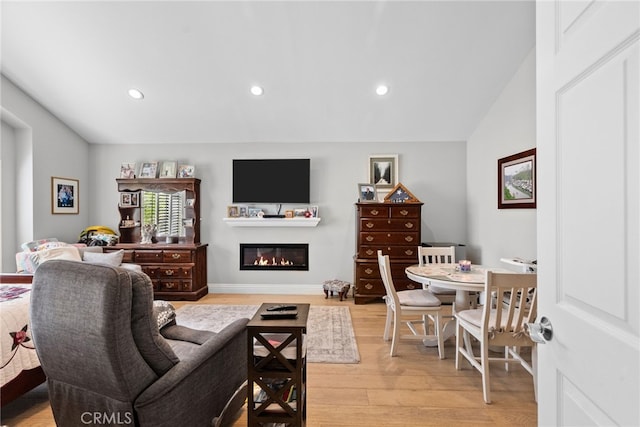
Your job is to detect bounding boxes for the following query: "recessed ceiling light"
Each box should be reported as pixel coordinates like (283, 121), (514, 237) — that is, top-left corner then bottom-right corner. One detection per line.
(250, 85), (264, 96)
(376, 85), (389, 96)
(128, 88), (144, 100)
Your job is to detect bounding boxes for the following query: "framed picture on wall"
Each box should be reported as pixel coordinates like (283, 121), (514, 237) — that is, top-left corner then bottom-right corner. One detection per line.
(368, 154), (398, 193)
(51, 176), (79, 214)
(498, 148), (536, 209)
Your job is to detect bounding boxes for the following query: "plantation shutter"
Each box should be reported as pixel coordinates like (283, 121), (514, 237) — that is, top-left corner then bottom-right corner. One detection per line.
(141, 191), (185, 235)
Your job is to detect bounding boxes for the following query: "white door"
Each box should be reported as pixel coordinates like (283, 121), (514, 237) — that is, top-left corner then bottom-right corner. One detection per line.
(536, 1), (639, 425)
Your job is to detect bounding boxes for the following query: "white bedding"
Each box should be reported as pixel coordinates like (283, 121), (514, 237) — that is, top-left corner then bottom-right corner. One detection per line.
(0, 285), (40, 387)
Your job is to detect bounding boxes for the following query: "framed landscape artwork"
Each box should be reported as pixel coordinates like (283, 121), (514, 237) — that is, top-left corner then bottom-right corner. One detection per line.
(498, 148), (536, 209)
(52, 176), (79, 214)
(368, 154), (398, 193)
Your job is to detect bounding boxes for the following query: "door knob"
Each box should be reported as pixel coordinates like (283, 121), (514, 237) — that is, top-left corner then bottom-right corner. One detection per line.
(526, 316), (553, 343)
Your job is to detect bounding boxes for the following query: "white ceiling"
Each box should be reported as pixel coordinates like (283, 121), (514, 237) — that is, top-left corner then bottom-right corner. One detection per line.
(1, 1), (535, 145)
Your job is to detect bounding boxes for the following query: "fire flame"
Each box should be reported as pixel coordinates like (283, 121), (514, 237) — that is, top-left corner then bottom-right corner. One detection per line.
(253, 256), (294, 266)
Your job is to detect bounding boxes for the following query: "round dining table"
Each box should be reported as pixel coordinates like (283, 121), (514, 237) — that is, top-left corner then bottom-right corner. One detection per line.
(405, 263), (508, 345)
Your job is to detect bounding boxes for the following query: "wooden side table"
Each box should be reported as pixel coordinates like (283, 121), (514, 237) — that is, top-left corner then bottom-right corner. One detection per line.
(247, 303), (309, 427)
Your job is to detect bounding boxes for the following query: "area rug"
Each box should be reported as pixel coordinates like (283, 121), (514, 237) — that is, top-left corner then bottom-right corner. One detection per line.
(174, 305), (360, 364)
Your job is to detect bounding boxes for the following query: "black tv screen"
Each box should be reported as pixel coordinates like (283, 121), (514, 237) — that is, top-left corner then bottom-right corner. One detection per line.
(233, 159), (310, 204)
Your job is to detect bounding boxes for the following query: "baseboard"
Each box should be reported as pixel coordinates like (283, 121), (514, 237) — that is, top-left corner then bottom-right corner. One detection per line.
(209, 283), (322, 295)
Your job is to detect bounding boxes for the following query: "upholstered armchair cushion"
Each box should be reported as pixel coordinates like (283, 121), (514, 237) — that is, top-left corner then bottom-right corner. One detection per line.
(129, 271), (179, 376)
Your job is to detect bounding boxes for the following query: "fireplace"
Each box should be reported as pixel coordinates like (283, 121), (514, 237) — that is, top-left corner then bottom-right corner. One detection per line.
(240, 243), (309, 271)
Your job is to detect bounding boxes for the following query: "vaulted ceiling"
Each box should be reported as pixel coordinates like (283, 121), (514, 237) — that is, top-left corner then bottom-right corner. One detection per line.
(1, 1), (535, 144)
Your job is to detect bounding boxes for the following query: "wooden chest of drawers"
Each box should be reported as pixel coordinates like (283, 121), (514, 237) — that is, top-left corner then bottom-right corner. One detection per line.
(104, 243), (208, 301)
(354, 202), (422, 304)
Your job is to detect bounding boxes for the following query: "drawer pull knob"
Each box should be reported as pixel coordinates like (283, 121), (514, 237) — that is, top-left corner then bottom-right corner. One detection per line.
(365, 249), (374, 256)
(407, 283), (416, 289)
(366, 222), (374, 229)
(365, 283), (373, 290)
(165, 282), (176, 289)
(400, 210), (409, 216)
(366, 236), (374, 242)
(371, 209), (379, 216)
(165, 270), (175, 276)
(364, 268), (373, 274)
(405, 236), (414, 242)
(171, 253), (181, 259)
(405, 250), (414, 256)
(404, 222), (414, 228)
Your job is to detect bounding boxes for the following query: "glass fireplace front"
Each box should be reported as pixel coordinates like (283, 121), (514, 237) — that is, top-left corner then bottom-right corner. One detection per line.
(240, 243), (309, 271)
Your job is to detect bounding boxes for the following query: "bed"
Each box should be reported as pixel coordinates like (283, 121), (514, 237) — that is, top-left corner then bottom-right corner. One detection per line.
(0, 274), (45, 407)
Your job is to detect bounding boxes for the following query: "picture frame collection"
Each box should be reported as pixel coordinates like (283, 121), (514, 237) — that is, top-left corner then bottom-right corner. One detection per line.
(359, 154), (422, 204)
(120, 161), (195, 179)
(227, 205), (319, 218)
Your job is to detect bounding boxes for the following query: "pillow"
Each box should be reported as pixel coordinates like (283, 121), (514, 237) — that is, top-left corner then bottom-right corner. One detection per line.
(35, 241), (70, 252)
(16, 251), (40, 273)
(153, 300), (177, 329)
(21, 238), (58, 252)
(37, 246), (82, 265)
(83, 249), (124, 267)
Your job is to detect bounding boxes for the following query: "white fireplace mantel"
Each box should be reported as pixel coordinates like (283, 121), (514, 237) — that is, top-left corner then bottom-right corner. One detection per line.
(222, 217), (321, 227)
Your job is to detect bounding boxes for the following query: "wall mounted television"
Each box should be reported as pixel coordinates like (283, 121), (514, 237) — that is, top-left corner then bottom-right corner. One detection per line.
(233, 159), (310, 204)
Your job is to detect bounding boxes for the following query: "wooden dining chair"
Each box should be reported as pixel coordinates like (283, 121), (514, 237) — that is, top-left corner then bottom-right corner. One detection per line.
(454, 271), (537, 403)
(417, 246), (457, 304)
(377, 250), (445, 359)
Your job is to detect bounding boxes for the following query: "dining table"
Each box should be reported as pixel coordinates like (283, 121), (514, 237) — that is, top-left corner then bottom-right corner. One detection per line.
(405, 263), (509, 345)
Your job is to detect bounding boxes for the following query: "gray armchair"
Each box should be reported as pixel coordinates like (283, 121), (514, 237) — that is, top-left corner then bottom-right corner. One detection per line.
(31, 260), (248, 427)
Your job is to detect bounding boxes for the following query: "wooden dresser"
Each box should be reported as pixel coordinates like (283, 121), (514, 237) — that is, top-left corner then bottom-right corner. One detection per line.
(104, 243), (208, 301)
(354, 202), (422, 304)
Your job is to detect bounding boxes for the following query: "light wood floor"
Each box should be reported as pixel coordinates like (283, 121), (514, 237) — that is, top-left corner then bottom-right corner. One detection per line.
(1, 293), (537, 426)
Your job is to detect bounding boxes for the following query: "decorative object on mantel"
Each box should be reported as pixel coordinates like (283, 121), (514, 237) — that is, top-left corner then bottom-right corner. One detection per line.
(498, 148), (536, 209)
(368, 154), (399, 196)
(140, 223), (156, 244)
(51, 176), (79, 214)
(383, 183), (420, 203)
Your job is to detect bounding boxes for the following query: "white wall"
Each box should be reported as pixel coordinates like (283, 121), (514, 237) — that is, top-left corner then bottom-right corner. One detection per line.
(2, 45), (537, 282)
(466, 48), (537, 265)
(0, 120), (16, 270)
(89, 141), (467, 288)
(0, 75), (92, 260)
